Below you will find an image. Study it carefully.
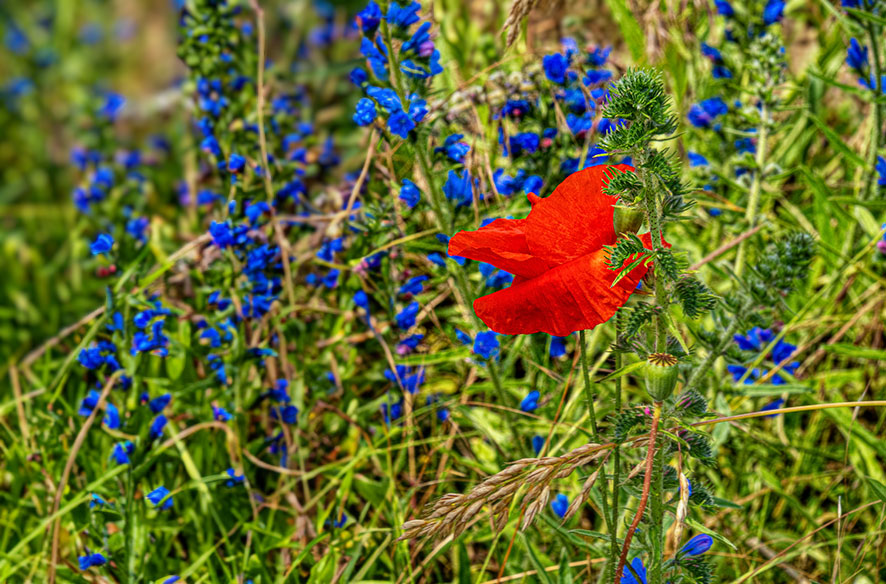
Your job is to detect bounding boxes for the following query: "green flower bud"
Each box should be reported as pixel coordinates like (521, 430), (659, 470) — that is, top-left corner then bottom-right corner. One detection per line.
(613, 205), (644, 235)
(643, 352), (679, 401)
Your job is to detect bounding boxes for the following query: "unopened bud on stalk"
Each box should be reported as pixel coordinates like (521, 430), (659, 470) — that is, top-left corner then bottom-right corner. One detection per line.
(613, 205), (644, 235)
(643, 352), (679, 401)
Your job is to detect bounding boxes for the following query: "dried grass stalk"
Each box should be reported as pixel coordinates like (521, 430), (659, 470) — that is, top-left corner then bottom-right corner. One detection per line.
(398, 441), (613, 542)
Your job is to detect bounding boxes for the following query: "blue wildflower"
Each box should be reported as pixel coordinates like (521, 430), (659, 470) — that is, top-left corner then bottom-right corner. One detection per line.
(520, 390), (540, 412)
(271, 405), (299, 424)
(455, 329), (471, 345)
(763, 0), (785, 25)
(473, 331), (499, 359)
(550, 493), (569, 518)
(354, 290), (370, 316)
(400, 178), (421, 207)
(90, 233), (114, 256)
(98, 93), (126, 121)
(78, 390), (101, 416)
(89, 493), (107, 508)
(687, 97), (728, 128)
(847, 38), (869, 72)
(356, 1), (383, 34)
(680, 534), (713, 556)
(213, 404), (233, 422)
(78, 348), (106, 370)
(688, 152), (709, 167)
(407, 95), (428, 122)
(435, 134), (470, 163)
(149, 415), (167, 439)
(399, 275), (429, 296)
(550, 336), (567, 358)
(878, 156), (886, 186)
(350, 67), (368, 86)
(714, 0), (734, 16)
(110, 441), (134, 465)
(443, 169), (476, 207)
(542, 53), (568, 84)
(353, 98), (377, 126)
(532, 435), (545, 455)
(386, 1), (421, 29)
(509, 132), (540, 156)
(147, 486), (173, 510)
(227, 153), (246, 173)
(104, 403), (120, 429)
(397, 333), (424, 354)
(761, 398), (785, 417)
(78, 552), (107, 570)
(387, 110), (415, 138)
(583, 69), (612, 86)
(621, 557), (647, 584)
(361, 36), (389, 80)
(225, 468), (245, 486)
(396, 301), (420, 330)
(382, 399), (404, 424)
(735, 136), (756, 154)
(587, 46), (611, 66)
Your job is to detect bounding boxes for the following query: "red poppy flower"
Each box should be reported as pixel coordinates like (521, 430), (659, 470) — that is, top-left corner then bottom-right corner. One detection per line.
(448, 164), (661, 337)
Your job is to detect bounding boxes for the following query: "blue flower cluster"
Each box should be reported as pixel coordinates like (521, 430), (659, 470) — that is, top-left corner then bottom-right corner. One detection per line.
(727, 326), (799, 385)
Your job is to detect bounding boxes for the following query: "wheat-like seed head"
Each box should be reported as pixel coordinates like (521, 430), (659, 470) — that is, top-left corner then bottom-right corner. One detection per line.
(397, 441), (614, 542)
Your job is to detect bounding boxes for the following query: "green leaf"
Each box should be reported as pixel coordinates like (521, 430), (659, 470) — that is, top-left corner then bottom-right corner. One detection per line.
(808, 114), (868, 169)
(824, 343), (886, 360)
(457, 542), (472, 584)
(595, 359), (645, 383)
(828, 196), (886, 210)
(604, 0), (646, 64)
(866, 477), (886, 503)
(520, 532), (555, 584)
(684, 517), (738, 550)
(845, 7), (886, 27)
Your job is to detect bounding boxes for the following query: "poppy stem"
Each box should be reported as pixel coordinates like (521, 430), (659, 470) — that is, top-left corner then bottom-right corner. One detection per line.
(578, 329), (599, 438)
(614, 401), (662, 584)
(606, 316), (624, 583)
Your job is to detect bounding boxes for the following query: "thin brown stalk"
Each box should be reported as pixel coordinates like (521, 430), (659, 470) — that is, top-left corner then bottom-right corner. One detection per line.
(614, 401), (662, 583)
(48, 372), (120, 584)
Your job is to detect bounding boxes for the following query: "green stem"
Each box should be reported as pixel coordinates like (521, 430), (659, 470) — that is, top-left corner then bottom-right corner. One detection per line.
(683, 311), (744, 392)
(863, 20), (884, 203)
(487, 356), (522, 451)
(125, 468), (136, 583)
(648, 427), (666, 584)
(637, 150), (668, 351)
(579, 330), (599, 438)
(607, 316), (623, 583)
(734, 104), (769, 278)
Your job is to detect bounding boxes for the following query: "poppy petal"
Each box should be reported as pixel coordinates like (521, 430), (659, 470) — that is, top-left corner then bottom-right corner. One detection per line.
(448, 218), (549, 278)
(522, 165), (633, 267)
(473, 246), (648, 336)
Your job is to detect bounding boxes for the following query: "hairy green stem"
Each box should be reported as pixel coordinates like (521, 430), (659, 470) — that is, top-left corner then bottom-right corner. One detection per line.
(648, 424), (666, 584)
(683, 312), (744, 392)
(637, 150), (668, 351)
(606, 316), (624, 583)
(614, 401), (662, 583)
(734, 104), (769, 277)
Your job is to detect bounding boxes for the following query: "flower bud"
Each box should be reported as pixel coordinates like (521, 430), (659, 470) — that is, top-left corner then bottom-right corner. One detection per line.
(613, 205), (644, 235)
(642, 352), (679, 401)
